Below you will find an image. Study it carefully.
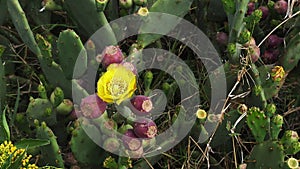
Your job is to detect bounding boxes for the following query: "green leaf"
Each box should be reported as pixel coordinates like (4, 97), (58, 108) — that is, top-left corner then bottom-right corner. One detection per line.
(0, 106), (10, 143)
(15, 138), (50, 149)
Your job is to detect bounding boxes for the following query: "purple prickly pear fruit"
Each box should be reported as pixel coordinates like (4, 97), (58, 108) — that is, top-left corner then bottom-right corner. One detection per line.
(274, 0), (288, 14)
(122, 129), (142, 151)
(130, 95), (153, 116)
(80, 94), (107, 119)
(262, 49), (280, 64)
(216, 32), (228, 46)
(247, 2), (256, 15)
(133, 118), (157, 138)
(258, 6), (269, 19)
(101, 46), (124, 68)
(266, 34), (283, 48)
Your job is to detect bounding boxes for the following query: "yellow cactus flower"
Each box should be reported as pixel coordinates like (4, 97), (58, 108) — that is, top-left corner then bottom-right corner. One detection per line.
(137, 7), (149, 16)
(97, 64), (136, 105)
(196, 109), (207, 120)
(271, 66), (285, 82)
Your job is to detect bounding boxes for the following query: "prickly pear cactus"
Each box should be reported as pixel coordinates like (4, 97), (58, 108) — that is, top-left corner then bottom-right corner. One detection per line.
(57, 29), (87, 80)
(0, 45), (5, 110)
(26, 97), (57, 126)
(247, 140), (285, 169)
(35, 121), (64, 168)
(246, 107), (268, 143)
(70, 118), (108, 167)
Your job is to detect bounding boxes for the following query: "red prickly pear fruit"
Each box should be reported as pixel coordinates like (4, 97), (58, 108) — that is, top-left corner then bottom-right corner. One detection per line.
(216, 32), (228, 46)
(274, 0), (288, 14)
(258, 6), (269, 19)
(122, 129), (142, 151)
(130, 95), (153, 116)
(101, 46), (124, 68)
(133, 118), (157, 138)
(266, 34), (283, 48)
(80, 94), (107, 119)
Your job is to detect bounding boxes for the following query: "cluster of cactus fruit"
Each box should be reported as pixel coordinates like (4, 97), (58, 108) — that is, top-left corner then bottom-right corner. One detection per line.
(0, 0), (300, 168)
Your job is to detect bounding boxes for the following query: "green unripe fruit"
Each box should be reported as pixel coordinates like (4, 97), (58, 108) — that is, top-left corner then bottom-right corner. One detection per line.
(103, 137), (120, 152)
(119, 0), (133, 9)
(134, 0), (147, 6)
(50, 87), (64, 107)
(56, 99), (74, 115)
(38, 84), (47, 99)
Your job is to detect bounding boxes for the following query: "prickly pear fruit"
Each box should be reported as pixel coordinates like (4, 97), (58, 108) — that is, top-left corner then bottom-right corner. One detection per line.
(80, 94), (107, 119)
(122, 129), (142, 151)
(56, 99), (74, 115)
(274, 0), (288, 14)
(101, 46), (124, 68)
(130, 95), (153, 116)
(133, 118), (157, 138)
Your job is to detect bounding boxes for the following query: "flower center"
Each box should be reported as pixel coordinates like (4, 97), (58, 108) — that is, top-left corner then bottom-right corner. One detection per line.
(108, 78), (128, 97)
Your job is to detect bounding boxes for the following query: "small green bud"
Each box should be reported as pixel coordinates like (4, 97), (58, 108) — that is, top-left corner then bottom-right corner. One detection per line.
(38, 84), (47, 99)
(50, 87), (64, 107)
(238, 29), (251, 44)
(266, 103), (276, 117)
(144, 71), (153, 91)
(227, 43), (237, 56)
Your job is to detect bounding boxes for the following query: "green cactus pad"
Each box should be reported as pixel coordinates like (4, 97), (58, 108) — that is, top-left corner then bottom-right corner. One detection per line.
(247, 141), (285, 169)
(137, 0), (194, 48)
(246, 107), (268, 143)
(7, 0), (41, 56)
(70, 118), (107, 167)
(57, 29), (87, 80)
(0, 45), (6, 110)
(36, 122), (64, 168)
(64, 0), (117, 44)
(280, 32), (300, 73)
(26, 98), (57, 126)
